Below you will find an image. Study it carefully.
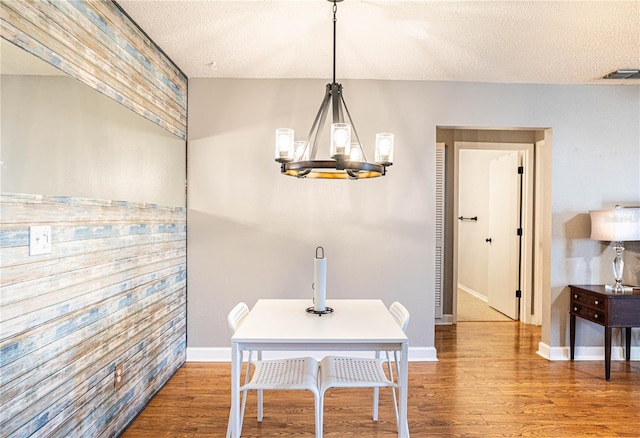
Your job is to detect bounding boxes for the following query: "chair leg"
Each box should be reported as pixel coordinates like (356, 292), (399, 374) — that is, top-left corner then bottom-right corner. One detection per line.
(315, 392), (322, 438)
(243, 356), (251, 427)
(372, 387), (380, 421)
(257, 390), (264, 422)
(227, 350), (248, 437)
(318, 389), (327, 437)
(390, 351), (400, 426)
(372, 351), (382, 421)
(256, 351), (264, 421)
(239, 390), (247, 432)
(381, 350), (400, 426)
(226, 389), (246, 438)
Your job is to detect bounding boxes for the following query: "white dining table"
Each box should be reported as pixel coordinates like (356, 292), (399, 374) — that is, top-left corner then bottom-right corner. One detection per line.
(229, 298), (409, 437)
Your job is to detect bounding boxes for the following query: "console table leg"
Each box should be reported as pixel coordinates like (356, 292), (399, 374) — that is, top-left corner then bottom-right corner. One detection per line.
(570, 314), (576, 361)
(605, 327), (612, 381)
(625, 327), (631, 361)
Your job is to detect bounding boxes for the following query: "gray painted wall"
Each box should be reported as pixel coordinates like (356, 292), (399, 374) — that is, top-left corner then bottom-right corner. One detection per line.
(187, 78), (639, 355)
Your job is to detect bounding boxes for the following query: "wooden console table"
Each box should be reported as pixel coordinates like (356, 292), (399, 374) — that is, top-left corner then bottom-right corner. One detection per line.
(569, 284), (640, 380)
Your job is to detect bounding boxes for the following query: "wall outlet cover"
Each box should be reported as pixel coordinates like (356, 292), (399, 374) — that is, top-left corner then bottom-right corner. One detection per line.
(30, 225), (52, 256)
(115, 363), (125, 390)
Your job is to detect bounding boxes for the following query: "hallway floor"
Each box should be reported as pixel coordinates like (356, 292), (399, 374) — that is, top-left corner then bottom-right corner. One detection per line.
(457, 288), (512, 322)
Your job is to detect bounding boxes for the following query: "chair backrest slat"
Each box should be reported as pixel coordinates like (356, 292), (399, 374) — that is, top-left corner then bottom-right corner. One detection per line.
(228, 302), (250, 332)
(389, 301), (410, 332)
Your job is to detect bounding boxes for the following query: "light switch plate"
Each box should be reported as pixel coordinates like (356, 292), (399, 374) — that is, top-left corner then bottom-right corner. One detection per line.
(29, 225), (52, 256)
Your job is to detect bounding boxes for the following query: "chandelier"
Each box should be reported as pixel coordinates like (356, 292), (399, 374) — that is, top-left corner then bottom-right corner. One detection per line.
(275, 0), (394, 179)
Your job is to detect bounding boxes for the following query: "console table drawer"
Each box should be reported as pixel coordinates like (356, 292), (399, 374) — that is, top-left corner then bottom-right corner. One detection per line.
(572, 305), (605, 324)
(572, 291), (605, 310)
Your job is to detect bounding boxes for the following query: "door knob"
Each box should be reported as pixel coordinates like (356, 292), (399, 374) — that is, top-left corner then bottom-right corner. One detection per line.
(486, 238), (492, 243)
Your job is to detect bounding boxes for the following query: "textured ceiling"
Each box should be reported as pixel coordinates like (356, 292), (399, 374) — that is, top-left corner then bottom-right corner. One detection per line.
(118, 1), (639, 85)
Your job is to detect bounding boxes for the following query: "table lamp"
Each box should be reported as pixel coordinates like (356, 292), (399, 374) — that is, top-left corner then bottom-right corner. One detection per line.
(590, 206), (640, 292)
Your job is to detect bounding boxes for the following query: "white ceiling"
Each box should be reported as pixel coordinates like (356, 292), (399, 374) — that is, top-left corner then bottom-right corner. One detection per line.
(117, 0), (640, 85)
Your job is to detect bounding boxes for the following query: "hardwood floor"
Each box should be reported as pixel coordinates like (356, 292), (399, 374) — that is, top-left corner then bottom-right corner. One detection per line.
(122, 322), (640, 437)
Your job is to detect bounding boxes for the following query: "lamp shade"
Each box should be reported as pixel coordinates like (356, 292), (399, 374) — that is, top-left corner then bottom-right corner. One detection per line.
(590, 207), (640, 242)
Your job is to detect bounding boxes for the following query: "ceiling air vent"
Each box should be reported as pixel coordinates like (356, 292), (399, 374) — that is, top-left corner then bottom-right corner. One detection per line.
(602, 69), (640, 79)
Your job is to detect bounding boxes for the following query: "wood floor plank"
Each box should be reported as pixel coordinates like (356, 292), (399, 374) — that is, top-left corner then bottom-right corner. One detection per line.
(122, 322), (640, 437)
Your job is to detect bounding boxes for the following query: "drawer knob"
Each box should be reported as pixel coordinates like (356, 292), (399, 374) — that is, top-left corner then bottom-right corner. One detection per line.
(594, 313), (599, 319)
(574, 294), (578, 299)
(594, 300), (599, 305)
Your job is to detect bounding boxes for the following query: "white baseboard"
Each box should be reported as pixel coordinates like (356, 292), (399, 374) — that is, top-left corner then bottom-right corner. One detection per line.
(191, 343), (639, 363)
(537, 342), (639, 361)
(457, 284), (488, 302)
(187, 347), (229, 362)
(186, 346), (439, 362)
(408, 347), (439, 361)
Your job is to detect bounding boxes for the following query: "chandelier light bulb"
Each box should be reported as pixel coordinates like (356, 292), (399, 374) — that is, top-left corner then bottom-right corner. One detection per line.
(375, 133), (394, 165)
(331, 123), (351, 156)
(294, 140), (309, 161)
(350, 143), (363, 162)
(275, 128), (294, 161)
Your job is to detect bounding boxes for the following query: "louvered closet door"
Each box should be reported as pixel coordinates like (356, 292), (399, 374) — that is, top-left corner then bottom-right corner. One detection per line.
(434, 143), (445, 319)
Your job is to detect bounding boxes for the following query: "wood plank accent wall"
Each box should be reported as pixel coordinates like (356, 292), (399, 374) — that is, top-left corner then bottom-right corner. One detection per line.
(1, 2), (188, 435)
(0, 0), (187, 140)
(0, 193), (187, 437)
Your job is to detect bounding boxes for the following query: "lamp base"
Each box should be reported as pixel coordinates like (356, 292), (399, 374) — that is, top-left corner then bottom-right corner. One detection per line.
(611, 241), (626, 293)
(605, 284), (633, 293)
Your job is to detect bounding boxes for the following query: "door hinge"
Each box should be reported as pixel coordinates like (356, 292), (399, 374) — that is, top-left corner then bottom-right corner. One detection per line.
(517, 228), (523, 236)
(515, 289), (522, 298)
(518, 166), (524, 174)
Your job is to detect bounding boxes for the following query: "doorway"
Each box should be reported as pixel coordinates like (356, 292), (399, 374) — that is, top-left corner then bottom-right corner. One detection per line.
(435, 127), (550, 327)
(457, 147), (528, 321)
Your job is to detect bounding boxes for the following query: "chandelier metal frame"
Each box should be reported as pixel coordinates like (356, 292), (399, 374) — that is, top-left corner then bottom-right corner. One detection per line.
(275, 0), (393, 179)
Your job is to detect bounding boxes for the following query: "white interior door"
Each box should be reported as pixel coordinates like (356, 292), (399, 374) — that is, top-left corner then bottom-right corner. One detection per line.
(487, 151), (521, 319)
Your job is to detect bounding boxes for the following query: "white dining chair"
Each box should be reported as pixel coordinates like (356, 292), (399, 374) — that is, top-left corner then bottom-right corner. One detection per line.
(318, 301), (410, 434)
(226, 302), (321, 437)
(379, 301), (411, 423)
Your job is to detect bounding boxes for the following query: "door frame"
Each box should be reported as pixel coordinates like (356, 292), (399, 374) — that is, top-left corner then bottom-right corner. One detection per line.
(452, 141), (537, 324)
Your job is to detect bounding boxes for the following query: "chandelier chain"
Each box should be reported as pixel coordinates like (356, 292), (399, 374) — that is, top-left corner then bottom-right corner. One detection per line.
(332, 2), (337, 84)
